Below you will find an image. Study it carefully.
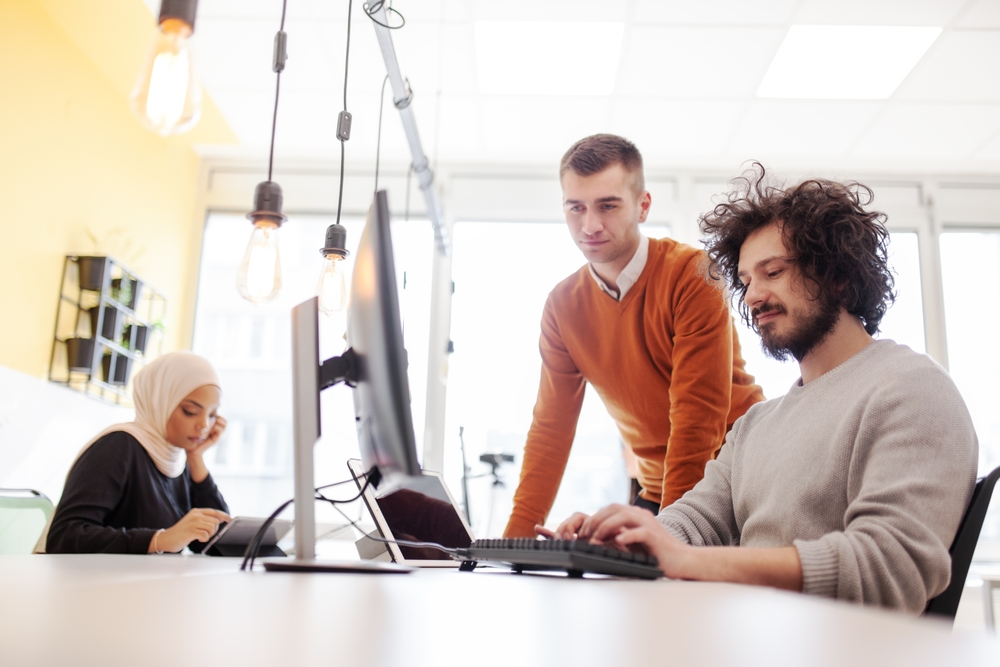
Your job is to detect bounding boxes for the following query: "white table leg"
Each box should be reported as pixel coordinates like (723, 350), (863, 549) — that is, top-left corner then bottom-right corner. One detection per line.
(983, 579), (997, 633)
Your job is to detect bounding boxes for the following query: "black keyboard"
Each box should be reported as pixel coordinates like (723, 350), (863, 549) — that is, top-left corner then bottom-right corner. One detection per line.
(454, 538), (662, 579)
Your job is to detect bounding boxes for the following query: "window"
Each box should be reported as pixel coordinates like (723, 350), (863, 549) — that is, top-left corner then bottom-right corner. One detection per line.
(192, 212), (433, 519)
(444, 222), (669, 537)
(941, 231), (1000, 546)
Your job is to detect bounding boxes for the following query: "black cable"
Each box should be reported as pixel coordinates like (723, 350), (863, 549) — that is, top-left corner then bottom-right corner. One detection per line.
(240, 497), (294, 571)
(322, 496), (458, 556)
(240, 470), (378, 571)
(363, 0), (405, 29)
(343, 0), (352, 112)
(334, 0), (353, 228)
(266, 0), (289, 182)
(374, 75), (389, 195)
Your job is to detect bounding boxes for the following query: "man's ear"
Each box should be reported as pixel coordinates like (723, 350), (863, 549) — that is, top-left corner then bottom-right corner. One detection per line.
(638, 190), (652, 223)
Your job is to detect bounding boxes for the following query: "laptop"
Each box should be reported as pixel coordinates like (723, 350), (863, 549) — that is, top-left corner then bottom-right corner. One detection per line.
(347, 458), (474, 568)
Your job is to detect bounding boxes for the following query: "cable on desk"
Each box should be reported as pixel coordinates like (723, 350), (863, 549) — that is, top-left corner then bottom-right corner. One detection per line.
(240, 472), (376, 571)
(319, 492), (459, 556)
(240, 467), (459, 570)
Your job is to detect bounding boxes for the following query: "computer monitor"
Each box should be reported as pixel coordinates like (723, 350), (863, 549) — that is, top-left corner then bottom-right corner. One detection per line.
(348, 189), (422, 488)
(275, 189), (421, 570)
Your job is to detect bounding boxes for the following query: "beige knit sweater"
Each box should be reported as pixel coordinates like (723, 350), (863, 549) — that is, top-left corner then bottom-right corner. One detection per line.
(657, 339), (978, 614)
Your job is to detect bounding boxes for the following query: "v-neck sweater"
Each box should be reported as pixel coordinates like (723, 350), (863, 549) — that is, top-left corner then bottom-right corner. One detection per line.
(505, 237), (764, 537)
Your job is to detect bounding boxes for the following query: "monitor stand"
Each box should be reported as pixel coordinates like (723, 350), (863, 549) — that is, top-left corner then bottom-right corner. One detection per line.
(260, 559), (414, 574)
(265, 298), (414, 576)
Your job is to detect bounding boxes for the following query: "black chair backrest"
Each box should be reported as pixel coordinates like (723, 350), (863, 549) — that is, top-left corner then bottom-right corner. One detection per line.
(924, 465), (1000, 620)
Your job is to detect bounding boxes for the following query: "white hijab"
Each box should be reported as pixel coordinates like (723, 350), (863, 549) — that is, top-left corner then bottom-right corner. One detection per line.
(34, 352), (221, 553)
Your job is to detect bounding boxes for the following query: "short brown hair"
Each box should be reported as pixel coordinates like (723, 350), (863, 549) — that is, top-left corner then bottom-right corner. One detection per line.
(699, 163), (895, 335)
(560, 134), (645, 192)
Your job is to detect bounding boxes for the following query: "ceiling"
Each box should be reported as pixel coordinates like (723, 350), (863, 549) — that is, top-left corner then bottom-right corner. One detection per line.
(152, 0), (1000, 174)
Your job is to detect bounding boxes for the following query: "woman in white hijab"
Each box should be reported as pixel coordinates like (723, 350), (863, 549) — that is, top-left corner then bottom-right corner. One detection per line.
(43, 351), (232, 554)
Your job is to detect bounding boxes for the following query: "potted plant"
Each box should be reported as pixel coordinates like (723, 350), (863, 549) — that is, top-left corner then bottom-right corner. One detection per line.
(111, 277), (139, 310)
(101, 352), (132, 386)
(77, 257), (105, 291)
(121, 323), (150, 354)
(66, 337), (94, 373)
(88, 305), (119, 340)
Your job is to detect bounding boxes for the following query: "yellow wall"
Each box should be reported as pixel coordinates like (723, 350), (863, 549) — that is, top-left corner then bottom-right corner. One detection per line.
(0, 0), (237, 378)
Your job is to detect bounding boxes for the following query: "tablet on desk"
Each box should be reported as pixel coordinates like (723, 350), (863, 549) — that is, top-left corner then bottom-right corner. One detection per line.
(202, 516), (294, 558)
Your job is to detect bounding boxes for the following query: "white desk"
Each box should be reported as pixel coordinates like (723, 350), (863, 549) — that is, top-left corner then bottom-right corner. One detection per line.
(1, 554), (998, 667)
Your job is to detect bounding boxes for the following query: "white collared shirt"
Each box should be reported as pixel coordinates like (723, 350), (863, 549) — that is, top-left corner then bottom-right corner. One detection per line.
(587, 234), (649, 301)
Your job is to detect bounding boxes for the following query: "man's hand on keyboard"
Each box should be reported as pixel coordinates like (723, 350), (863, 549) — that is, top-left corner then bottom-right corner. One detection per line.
(535, 512), (591, 541)
(579, 504), (687, 575)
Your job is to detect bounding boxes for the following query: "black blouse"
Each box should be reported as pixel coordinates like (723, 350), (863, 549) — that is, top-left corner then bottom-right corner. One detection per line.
(46, 431), (229, 554)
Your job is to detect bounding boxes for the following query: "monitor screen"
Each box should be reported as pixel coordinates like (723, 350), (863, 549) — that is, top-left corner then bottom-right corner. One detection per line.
(348, 189), (421, 488)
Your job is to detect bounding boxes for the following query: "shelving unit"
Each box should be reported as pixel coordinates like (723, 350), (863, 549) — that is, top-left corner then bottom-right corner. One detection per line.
(48, 256), (166, 405)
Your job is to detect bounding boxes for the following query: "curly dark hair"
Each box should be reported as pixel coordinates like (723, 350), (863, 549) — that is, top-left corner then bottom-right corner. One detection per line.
(699, 163), (895, 335)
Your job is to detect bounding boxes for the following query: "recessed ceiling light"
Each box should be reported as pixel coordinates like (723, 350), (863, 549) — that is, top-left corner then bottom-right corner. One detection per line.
(474, 21), (624, 96)
(757, 25), (941, 99)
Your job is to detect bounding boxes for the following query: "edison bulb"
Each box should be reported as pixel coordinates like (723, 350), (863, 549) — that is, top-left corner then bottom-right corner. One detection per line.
(130, 18), (201, 136)
(237, 223), (282, 304)
(316, 255), (349, 316)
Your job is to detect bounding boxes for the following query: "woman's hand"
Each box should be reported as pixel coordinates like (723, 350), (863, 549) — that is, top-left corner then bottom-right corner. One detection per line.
(150, 508), (232, 554)
(186, 415), (226, 483)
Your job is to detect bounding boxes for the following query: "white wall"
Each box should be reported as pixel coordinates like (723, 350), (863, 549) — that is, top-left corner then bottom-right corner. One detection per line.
(0, 366), (133, 503)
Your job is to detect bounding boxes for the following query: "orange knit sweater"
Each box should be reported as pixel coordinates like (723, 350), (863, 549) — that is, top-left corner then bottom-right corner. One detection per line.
(503, 237), (764, 538)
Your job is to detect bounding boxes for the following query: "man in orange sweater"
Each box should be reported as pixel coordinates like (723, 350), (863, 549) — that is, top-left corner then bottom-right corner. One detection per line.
(503, 134), (764, 538)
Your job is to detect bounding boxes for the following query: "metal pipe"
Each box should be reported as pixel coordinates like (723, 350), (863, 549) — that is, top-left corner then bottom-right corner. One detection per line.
(369, 2), (450, 256)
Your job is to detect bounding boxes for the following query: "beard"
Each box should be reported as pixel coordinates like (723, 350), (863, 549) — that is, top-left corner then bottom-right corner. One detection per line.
(753, 293), (841, 362)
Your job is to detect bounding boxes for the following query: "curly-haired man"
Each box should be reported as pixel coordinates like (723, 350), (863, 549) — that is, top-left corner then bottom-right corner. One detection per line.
(543, 165), (978, 614)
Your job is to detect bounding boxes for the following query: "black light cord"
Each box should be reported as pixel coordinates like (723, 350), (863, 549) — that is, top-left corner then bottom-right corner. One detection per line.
(363, 0), (405, 29)
(239, 468), (459, 571)
(322, 497), (459, 556)
(239, 475), (364, 572)
(266, 0), (289, 182)
(374, 74), (389, 194)
(334, 0), (353, 228)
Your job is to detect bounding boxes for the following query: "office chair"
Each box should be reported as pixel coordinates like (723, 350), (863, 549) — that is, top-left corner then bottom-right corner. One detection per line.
(923, 465), (1000, 621)
(0, 488), (54, 555)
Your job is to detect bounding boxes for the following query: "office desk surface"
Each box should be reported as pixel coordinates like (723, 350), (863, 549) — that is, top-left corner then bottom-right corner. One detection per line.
(2, 554), (997, 667)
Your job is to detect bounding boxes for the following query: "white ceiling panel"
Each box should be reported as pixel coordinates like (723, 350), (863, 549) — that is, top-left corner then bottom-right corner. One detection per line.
(972, 128), (1000, 160)
(617, 27), (785, 98)
(436, 24), (479, 95)
(792, 0), (966, 26)
(179, 0), (1000, 173)
(193, 18), (276, 92)
(852, 103), (1000, 159)
(957, 0), (1000, 27)
(478, 97), (612, 160)
(633, 0), (798, 25)
(208, 90), (276, 145)
(610, 100), (746, 157)
(472, 0), (627, 22)
(433, 95), (483, 160)
(727, 101), (883, 158)
(893, 30), (1000, 101)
